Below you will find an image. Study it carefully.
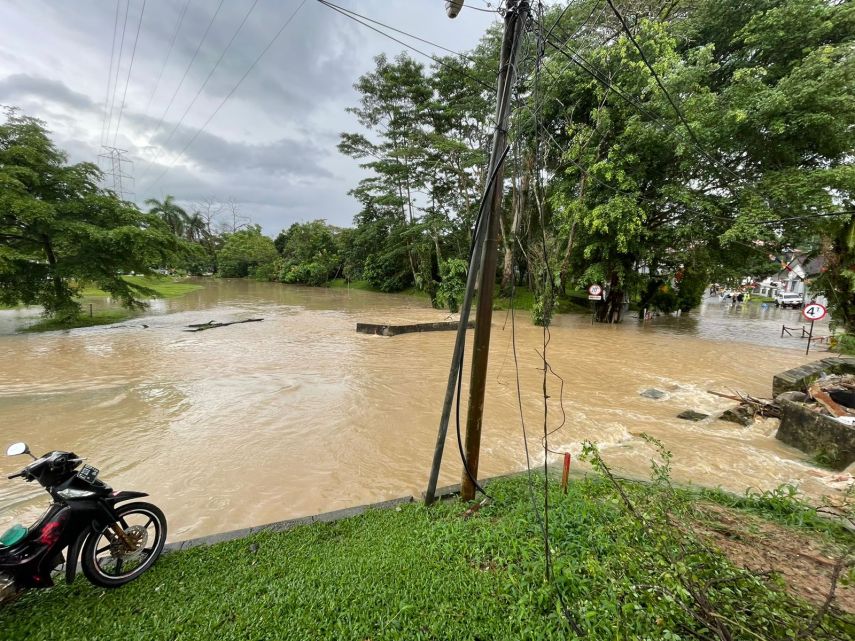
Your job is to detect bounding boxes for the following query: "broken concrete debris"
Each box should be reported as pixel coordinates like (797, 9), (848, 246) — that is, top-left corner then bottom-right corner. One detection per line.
(677, 410), (709, 422)
(640, 388), (667, 400)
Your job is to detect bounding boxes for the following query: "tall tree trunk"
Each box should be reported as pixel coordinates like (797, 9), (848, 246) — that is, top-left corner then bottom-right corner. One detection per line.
(595, 271), (624, 324)
(500, 159), (529, 296)
(558, 173), (585, 294)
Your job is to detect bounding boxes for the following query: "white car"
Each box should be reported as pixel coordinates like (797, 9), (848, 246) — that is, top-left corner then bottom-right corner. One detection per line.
(774, 292), (804, 309)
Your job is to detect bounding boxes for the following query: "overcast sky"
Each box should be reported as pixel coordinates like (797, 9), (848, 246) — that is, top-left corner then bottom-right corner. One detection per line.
(0, 0), (500, 234)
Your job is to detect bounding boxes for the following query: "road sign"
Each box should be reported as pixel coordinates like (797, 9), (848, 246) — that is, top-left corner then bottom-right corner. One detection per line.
(588, 284), (602, 297)
(802, 303), (827, 322)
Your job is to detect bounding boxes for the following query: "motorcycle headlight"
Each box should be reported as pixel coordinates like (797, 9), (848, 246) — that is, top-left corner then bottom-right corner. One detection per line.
(56, 488), (95, 500)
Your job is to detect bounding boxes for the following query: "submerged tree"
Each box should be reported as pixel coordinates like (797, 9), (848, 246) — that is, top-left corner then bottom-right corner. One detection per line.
(0, 110), (183, 319)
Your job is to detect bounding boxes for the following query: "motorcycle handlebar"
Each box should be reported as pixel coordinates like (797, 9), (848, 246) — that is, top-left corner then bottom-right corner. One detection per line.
(7, 472), (24, 479)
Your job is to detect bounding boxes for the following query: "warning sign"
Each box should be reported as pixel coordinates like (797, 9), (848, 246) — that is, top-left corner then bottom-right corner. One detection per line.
(802, 303), (827, 322)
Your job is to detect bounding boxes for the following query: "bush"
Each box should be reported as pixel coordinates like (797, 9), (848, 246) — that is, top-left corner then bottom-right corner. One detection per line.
(435, 259), (467, 313)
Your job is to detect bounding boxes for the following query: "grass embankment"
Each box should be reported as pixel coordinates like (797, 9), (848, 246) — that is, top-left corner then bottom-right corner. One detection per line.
(22, 276), (203, 332)
(2, 475), (851, 640)
(329, 279), (591, 314)
(329, 278), (430, 299)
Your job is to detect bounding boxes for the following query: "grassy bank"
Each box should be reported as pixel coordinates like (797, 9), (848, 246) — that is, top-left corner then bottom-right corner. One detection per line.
(77, 275), (203, 299)
(329, 278), (430, 299)
(329, 279), (591, 314)
(20, 276), (203, 332)
(21, 309), (131, 332)
(2, 475), (851, 640)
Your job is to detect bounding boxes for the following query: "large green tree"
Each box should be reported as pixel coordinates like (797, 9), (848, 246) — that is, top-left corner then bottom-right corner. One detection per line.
(217, 226), (278, 279)
(538, 0), (854, 322)
(0, 111), (183, 319)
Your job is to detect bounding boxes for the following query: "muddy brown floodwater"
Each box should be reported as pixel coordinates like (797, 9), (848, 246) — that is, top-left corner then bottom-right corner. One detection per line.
(0, 280), (845, 540)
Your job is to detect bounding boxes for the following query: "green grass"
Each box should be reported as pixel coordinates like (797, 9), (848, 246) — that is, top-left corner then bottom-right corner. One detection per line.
(21, 309), (132, 332)
(79, 275), (203, 299)
(328, 278), (430, 299)
(15, 276), (202, 332)
(2, 476), (849, 641)
(493, 286), (591, 314)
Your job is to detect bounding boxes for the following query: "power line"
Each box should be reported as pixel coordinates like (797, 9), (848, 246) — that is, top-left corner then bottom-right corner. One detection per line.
(144, 0), (309, 191)
(320, 0), (478, 63)
(141, 0), (262, 179)
(317, 0), (496, 92)
(112, 0), (147, 146)
(99, 1), (122, 148)
(138, 0), (226, 176)
(143, 0), (193, 117)
(104, 0), (131, 147)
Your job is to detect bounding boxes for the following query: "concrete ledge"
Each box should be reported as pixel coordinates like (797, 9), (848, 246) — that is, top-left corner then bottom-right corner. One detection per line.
(356, 321), (474, 337)
(164, 496), (415, 553)
(773, 356), (855, 397)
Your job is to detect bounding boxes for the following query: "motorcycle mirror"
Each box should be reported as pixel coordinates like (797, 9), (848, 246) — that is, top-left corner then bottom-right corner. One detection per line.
(6, 442), (31, 457)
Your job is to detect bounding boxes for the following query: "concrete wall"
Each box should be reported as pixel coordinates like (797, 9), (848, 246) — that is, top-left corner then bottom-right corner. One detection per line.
(776, 399), (855, 470)
(772, 356), (855, 397)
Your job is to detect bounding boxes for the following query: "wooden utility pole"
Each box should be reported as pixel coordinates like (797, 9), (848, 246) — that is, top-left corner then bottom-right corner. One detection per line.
(461, 0), (529, 501)
(424, 0), (529, 505)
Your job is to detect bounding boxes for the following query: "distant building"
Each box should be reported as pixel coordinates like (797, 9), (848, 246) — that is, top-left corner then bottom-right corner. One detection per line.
(754, 252), (827, 305)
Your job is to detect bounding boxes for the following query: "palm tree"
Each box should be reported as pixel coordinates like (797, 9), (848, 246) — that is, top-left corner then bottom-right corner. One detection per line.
(145, 195), (188, 237)
(184, 212), (209, 243)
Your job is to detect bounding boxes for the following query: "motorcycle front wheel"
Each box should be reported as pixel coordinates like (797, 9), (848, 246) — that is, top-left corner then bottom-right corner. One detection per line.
(81, 502), (167, 588)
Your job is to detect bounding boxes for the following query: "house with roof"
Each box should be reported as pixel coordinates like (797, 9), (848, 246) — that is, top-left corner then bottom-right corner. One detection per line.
(753, 252), (827, 305)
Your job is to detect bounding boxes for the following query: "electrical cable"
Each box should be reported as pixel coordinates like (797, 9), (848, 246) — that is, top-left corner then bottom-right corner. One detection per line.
(454, 144), (513, 502)
(137, 0), (226, 179)
(317, 0), (496, 92)
(141, 0), (263, 179)
(112, 0), (147, 145)
(143, 0), (193, 117)
(319, 0), (479, 63)
(100, 1), (122, 147)
(144, 0), (309, 191)
(104, 0), (131, 147)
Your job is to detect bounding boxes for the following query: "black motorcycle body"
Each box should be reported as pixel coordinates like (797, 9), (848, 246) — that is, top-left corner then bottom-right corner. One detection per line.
(0, 445), (167, 604)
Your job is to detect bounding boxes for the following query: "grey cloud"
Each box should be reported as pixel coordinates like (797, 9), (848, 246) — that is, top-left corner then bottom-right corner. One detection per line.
(0, 74), (96, 111)
(126, 111), (333, 180)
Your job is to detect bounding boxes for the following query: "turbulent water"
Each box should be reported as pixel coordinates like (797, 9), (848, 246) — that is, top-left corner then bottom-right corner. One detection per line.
(0, 280), (843, 540)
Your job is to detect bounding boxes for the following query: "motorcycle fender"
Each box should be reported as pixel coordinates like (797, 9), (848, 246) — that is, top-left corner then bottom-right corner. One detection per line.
(65, 530), (87, 585)
(104, 491), (149, 505)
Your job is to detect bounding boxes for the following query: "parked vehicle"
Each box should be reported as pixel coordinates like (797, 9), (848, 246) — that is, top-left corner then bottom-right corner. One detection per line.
(0, 443), (166, 605)
(774, 292), (804, 309)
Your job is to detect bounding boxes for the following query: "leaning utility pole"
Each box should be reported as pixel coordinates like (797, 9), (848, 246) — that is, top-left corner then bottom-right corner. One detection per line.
(425, 0), (530, 504)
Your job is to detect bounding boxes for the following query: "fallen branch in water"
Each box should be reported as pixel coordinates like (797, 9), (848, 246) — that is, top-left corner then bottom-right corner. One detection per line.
(184, 319), (263, 332)
(707, 389), (782, 419)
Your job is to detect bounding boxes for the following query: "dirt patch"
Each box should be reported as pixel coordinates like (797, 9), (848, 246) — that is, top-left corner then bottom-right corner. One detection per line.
(695, 503), (854, 613)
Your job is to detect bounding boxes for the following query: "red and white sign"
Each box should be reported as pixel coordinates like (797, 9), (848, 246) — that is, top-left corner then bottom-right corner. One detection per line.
(587, 284), (603, 297)
(802, 303), (827, 322)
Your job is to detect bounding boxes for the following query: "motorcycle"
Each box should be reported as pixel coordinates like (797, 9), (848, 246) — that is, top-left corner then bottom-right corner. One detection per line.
(0, 442), (167, 604)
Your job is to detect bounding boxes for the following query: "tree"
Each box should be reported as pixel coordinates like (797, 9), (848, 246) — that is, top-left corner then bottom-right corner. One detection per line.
(217, 226), (278, 278)
(144, 195), (189, 237)
(0, 110), (183, 319)
(274, 220), (342, 286)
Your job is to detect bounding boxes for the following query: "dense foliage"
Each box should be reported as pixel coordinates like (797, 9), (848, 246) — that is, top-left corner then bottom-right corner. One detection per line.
(0, 111), (184, 319)
(328, 0), (853, 324)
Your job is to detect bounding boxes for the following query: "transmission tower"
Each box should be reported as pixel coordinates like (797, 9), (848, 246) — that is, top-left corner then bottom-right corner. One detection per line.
(98, 146), (135, 200)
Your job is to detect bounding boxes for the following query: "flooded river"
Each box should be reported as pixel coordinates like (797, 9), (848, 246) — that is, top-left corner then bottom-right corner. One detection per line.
(0, 280), (844, 540)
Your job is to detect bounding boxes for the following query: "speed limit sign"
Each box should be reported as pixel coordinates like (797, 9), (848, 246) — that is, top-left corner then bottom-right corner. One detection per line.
(588, 284), (602, 297)
(802, 303), (827, 322)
